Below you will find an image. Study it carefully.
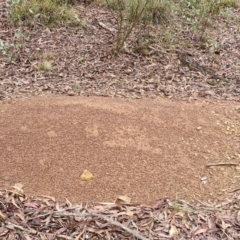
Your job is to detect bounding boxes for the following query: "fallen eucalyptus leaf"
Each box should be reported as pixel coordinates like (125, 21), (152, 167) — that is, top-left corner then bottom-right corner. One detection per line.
(12, 183), (24, 193)
(126, 210), (134, 217)
(115, 196), (131, 204)
(169, 225), (178, 237)
(0, 210), (7, 222)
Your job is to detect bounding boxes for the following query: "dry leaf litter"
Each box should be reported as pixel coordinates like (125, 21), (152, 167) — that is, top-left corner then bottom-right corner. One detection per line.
(1, 1), (240, 239)
(1, 186), (240, 240)
(0, 1), (239, 102)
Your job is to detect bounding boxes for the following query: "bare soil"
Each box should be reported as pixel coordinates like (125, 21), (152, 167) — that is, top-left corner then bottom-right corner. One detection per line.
(1, 96), (239, 204)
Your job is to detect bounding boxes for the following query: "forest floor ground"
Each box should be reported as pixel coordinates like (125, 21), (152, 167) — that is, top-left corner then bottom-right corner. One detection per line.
(0, 1), (240, 239)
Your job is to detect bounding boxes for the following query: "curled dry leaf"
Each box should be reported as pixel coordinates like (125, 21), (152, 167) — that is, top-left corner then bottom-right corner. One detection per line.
(126, 210), (134, 217)
(0, 210), (8, 222)
(194, 228), (207, 236)
(15, 212), (25, 221)
(169, 225), (178, 237)
(12, 183), (24, 193)
(115, 195), (131, 204)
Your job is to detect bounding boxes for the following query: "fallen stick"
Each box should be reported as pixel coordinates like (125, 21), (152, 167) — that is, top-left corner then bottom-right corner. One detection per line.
(10, 223), (74, 240)
(96, 20), (116, 34)
(229, 188), (240, 193)
(11, 223), (37, 234)
(206, 162), (239, 167)
(53, 211), (148, 240)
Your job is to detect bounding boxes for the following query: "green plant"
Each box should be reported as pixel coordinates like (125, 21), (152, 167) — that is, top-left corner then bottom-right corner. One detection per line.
(172, 200), (180, 211)
(171, 194), (193, 213)
(133, 40), (151, 55)
(219, 0), (239, 7)
(104, 0), (174, 53)
(105, 0), (152, 53)
(159, 30), (173, 48)
(116, 79), (127, 88)
(209, 42), (220, 53)
(35, 51), (54, 71)
(0, 26), (28, 63)
(72, 82), (81, 89)
(6, 0), (81, 26)
(183, 0), (198, 9)
(142, 0), (172, 25)
(181, 0), (224, 40)
(105, 0), (126, 10)
(198, 1), (221, 40)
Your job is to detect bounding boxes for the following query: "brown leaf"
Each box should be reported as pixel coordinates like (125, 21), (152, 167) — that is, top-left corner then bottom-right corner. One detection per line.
(237, 211), (240, 223)
(0, 228), (9, 236)
(23, 233), (32, 240)
(0, 211), (8, 222)
(15, 212), (25, 222)
(207, 218), (216, 229)
(24, 202), (38, 209)
(169, 225), (178, 237)
(194, 228), (207, 236)
(39, 195), (56, 203)
(12, 183), (24, 193)
(11, 197), (20, 209)
(220, 219), (231, 230)
(126, 210), (134, 217)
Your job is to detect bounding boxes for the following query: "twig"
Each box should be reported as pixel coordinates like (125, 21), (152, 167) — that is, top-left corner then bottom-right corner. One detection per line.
(30, 212), (52, 219)
(54, 234), (74, 240)
(10, 223), (37, 234)
(148, 219), (154, 240)
(206, 162), (239, 167)
(229, 188), (240, 193)
(96, 20), (116, 35)
(53, 211), (148, 240)
(10, 222), (74, 240)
